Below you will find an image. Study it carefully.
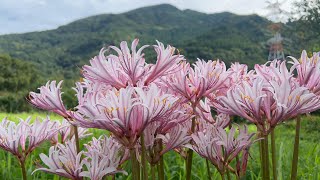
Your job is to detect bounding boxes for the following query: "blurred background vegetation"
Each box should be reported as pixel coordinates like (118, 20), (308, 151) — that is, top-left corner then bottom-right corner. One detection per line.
(0, 1), (319, 112)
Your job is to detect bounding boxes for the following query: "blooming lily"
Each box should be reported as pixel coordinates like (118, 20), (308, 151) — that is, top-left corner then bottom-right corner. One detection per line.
(73, 84), (179, 148)
(190, 123), (254, 177)
(34, 139), (83, 179)
(28, 81), (69, 118)
(0, 117), (58, 180)
(290, 50), (320, 95)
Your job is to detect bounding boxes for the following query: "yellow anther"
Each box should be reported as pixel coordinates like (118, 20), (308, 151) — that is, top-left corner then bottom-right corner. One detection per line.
(0, 137), (6, 143)
(66, 161), (73, 168)
(115, 91), (120, 97)
(162, 98), (167, 104)
(212, 61), (217, 66)
(171, 48), (175, 54)
(241, 93), (254, 103)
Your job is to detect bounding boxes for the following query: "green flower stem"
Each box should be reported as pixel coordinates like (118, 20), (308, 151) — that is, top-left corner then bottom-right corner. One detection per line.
(271, 129), (277, 180)
(221, 173), (225, 180)
(141, 134), (148, 180)
(73, 125), (81, 154)
(291, 115), (301, 180)
(264, 134), (270, 180)
(186, 115), (196, 180)
(156, 139), (165, 180)
(130, 149), (139, 180)
(259, 133), (266, 180)
(226, 169), (231, 180)
(206, 159), (212, 180)
(20, 159), (27, 180)
(151, 165), (156, 180)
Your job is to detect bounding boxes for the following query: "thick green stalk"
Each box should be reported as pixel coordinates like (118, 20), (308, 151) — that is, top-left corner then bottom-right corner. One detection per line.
(271, 129), (277, 180)
(73, 125), (81, 154)
(151, 165), (156, 180)
(20, 159), (27, 180)
(235, 155), (241, 180)
(221, 173), (225, 180)
(130, 149), (139, 180)
(140, 134), (148, 180)
(158, 140), (165, 180)
(259, 134), (266, 180)
(206, 159), (212, 180)
(226, 169), (231, 180)
(186, 115), (196, 180)
(291, 115), (301, 180)
(159, 156), (165, 180)
(264, 135), (270, 180)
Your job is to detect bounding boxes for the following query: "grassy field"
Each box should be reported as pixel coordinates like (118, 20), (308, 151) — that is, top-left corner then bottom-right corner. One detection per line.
(0, 113), (319, 180)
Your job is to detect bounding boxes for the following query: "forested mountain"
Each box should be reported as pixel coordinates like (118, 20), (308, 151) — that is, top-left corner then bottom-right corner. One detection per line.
(0, 4), (271, 77)
(0, 4), (315, 112)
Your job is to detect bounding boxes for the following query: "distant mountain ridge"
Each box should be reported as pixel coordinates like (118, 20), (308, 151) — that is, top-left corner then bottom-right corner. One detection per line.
(0, 4), (272, 79)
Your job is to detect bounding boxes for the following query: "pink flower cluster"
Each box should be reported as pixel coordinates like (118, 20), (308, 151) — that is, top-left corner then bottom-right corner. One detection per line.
(1, 38), (319, 179)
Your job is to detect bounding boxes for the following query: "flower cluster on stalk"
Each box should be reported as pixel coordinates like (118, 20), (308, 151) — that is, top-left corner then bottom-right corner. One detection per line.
(0, 117), (57, 164)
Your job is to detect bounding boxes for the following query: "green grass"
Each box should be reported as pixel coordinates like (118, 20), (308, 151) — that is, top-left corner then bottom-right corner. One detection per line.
(0, 112), (62, 122)
(0, 113), (319, 179)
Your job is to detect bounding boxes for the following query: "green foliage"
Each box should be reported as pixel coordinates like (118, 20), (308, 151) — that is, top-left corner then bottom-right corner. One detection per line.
(0, 55), (43, 112)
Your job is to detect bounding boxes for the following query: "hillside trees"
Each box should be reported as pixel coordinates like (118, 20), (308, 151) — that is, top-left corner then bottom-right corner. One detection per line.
(0, 55), (42, 112)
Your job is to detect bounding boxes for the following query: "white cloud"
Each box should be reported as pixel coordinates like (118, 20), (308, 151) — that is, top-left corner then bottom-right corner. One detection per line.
(0, 0), (295, 35)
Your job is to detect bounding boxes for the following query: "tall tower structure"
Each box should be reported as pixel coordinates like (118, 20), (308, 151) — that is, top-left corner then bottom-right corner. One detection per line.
(265, 0), (288, 61)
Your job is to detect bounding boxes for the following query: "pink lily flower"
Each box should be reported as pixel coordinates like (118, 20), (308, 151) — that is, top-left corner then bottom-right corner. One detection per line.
(162, 62), (193, 102)
(50, 119), (91, 145)
(216, 61), (320, 134)
(255, 60), (294, 83)
(0, 117), (58, 164)
(143, 41), (185, 85)
(189, 59), (229, 97)
(108, 39), (149, 86)
(28, 81), (69, 118)
(82, 48), (128, 89)
(163, 59), (229, 105)
(73, 84), (179, 148)
(227, 62), (256, 85)
(84, 135), (129, 165)
(290, 50), (320, 95)
(267, 74), (320, 124)
(33, 139), (83, 180)
(81, 136), (128, 179)
(156, 124), (191, 156)
(216, 78), (267, 125)
(141, 103), (192, 164)
(80, 150), (127, 180)
(196, 98), (230, 128)
(190, 123), (254, 176)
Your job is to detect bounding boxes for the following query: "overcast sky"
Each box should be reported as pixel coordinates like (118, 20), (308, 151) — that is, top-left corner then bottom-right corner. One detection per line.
(0, 0), (294, 35)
